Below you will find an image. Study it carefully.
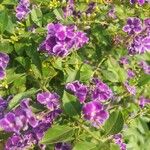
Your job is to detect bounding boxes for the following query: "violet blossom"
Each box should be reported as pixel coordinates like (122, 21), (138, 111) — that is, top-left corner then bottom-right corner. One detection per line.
(66, 80), (88, 103)
(127, 69), (135, 79)
(55, 142), (72, 150)
(91, 78), (113, 102)
(38, 23), (89, 57)
(63, 0), (74, 18)
(0, 52), (9, 80)
(139, 96), (150, 108)
(37, 92), (60, 110)
(119, 57), (129, 65)
(124, 82), (136, 95)
(0, 99), (38, 133)
(139, 61), (150, 75)
(128, 35), (150, 54)
(113, 134), (127, 150)
(16, 0), (30, 20)
(82, 101), (109, 127)
(123, 17), (142, 34)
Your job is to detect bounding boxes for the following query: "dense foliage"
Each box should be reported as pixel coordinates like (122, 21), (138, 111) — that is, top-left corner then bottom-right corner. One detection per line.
(0, 0), (150, 150)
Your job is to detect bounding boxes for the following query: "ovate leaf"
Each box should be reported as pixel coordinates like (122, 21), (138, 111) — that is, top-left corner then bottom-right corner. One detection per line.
(31, 7), (42, 27)
(41, 125), (74, 144)
(103, 111), (124, 135)
(8, 88), (38, 110)
(62, 91), (81, 116)
(73, 142), (97, 150)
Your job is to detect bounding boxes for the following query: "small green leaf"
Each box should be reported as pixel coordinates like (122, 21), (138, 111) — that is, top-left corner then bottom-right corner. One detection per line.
(65, 68), (80, 83)
(104, 111), (124, 135)
(53, 8), (64, 20)
(73, 142), (97, 150)
(102, 70), (119, 82)
(41, 125), (74, 144)
(62, 91), (81, 116)
(0, 10), (8, 33)
(31, 7), (42, 27)
(110, 143), (120, 150)
(8, 88), (38, 110)
(26, 45), (42, 74)
(80, 64), (93, 83)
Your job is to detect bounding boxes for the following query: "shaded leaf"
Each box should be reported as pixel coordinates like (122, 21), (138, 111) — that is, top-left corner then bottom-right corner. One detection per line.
(104, 111), (124, 135)
(62, 91), (81, 116)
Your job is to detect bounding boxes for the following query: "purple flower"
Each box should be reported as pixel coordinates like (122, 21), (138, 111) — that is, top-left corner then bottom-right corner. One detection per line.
(108, 6), (116, 19)
(55, 142), (72, 150)
(127, 69), (135, 79)
(63, 0), (74, 18)
(0, 67), (5, 80)
(39, 23), (89, 57)
(139, 96), (150, 108)
(128, 35), (150, 54)
(139, 61), (150, 74)
(37, 92), (60, 110)
(86, 2), (96, 14)
(144, 18), (150, 34)
(66, 81), (88, 103)
(123, 17), (142, 34)
(119, 57), (129, 65)
(16, 0), (30, 20)
(0, 97), (8, 119)
(0, 99), (38, 133)
(113, 134), (127, 150)
(124, 82), (136, 95)
(5, 134), (26, 150)
(91, 78), (113, 102)
(130, 0), (146, 5)
(0, 52), (9, 69)
(82, 101), (109, 127)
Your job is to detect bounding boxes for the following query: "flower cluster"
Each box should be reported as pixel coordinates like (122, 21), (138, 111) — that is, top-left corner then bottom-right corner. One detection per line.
(66, 80), (88, 103)
(16, 0), (30, 20)
(123, 17), (150, 55)
(130, 0), (146, 6)
(82, 101), (109, 127)
(130, 0), (150, 5)
(37, 92), (60, 111)
(63, 0), (74, 18)
(0, 92), (61, 149)
(92, 78), (113, 102)
(66, 78), (113, 127)
(0, 52), (9, 80)
(39, 23), (89, 57)
(113, 134), (127, 150)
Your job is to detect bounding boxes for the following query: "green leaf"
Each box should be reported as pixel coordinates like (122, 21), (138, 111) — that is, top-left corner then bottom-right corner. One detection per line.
(103, 111), (124, 135)
(80, 64), (93, 83)
(53, 8), (64, 20)
(110, 144), (120, 150)
(0, 10), (8, 33)
(62, 91), (81, 116)
(8, 88), (38, 110)
(73, 142), (97, 150)
(31, 7), (42, 27)
(41, 125), (74, 144)
(0, 41), (13, 53)
(65, 68), (80, 83)
(5, 16), (15, 34)
(102, 70), (119, 82)
(26, 45), (42, 74)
